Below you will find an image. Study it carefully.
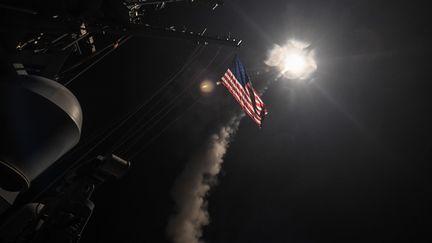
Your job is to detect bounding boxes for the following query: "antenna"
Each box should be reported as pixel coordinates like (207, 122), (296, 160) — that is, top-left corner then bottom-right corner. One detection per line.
(2, 0), (240, 83)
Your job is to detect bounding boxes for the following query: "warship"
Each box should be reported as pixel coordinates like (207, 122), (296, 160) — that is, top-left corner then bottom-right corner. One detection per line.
(0, 1), (240, 242)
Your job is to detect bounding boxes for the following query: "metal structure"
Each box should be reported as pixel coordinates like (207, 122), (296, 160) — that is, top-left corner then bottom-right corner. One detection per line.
(0, 75), (83, 192)
(124, 0), (225, 23)
(0, 0), (241, 83)
(0, 154), (130, 243)
(0, 1), (242, 241)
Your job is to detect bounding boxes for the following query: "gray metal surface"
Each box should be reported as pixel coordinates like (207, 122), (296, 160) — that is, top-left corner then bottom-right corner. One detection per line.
(0, 75), (83, 191)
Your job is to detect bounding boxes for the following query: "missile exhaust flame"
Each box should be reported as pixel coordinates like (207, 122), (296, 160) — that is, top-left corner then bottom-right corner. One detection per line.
(265, 39), (317, 80)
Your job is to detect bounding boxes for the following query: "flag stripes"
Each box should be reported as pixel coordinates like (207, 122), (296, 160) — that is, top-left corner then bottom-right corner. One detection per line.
(221, 68), (267, 127)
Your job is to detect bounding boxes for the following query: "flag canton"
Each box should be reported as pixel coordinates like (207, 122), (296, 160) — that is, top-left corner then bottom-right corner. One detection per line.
(220, 55), (267, 128)
(229, 56), (250, 87)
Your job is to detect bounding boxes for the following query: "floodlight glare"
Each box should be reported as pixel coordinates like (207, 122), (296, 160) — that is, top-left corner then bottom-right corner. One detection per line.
(200, 80), (215, 94)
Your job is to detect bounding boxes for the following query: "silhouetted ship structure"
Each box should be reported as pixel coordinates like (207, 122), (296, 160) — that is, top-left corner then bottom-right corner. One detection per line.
(0, 1), (241, 242)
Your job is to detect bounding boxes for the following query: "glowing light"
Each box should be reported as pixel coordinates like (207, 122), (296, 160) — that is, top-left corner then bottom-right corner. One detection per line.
(283, 53), (307, 74)
(265, 39), (317, 80)
(200, 80), (215, 94)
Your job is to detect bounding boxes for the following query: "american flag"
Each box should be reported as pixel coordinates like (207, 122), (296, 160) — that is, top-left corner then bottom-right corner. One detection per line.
(220, 56), (268, 127)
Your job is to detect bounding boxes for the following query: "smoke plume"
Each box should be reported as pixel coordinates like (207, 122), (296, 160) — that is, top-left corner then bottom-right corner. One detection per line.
(167, 116), (241, 243)
(265, 39), (317, 80)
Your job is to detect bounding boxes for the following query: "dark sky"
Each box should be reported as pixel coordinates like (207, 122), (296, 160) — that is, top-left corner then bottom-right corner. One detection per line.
(5, 0), (432, 242)
(82, 1), (432, 242)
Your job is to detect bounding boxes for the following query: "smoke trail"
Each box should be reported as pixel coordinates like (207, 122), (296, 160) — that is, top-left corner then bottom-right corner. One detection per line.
(167, 116), (242, 243)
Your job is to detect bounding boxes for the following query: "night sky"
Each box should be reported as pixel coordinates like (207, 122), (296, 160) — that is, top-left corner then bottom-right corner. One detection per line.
(4, 0), (432, 242)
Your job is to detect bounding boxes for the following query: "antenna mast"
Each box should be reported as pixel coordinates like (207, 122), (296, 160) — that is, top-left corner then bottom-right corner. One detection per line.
(1, 0), (241, 82)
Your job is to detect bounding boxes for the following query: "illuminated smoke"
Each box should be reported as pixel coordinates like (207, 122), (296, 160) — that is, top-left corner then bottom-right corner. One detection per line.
(167, 116), (241, 243)
(265, 39), (317, 80)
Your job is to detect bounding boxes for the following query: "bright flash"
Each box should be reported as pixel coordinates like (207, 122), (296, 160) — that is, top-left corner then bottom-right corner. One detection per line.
(265, 39), (317, 80)
(200, 80), (215, 94)
(283, 53), (307, 74)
